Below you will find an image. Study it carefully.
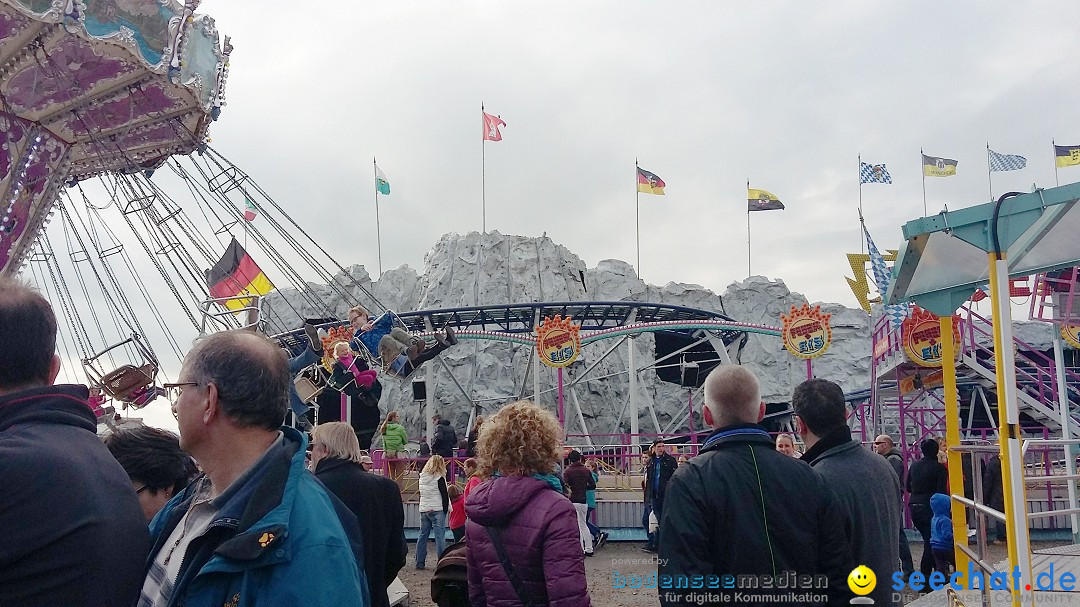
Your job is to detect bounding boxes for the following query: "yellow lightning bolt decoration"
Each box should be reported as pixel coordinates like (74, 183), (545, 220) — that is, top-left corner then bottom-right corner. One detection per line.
(845, 250), (898, 314)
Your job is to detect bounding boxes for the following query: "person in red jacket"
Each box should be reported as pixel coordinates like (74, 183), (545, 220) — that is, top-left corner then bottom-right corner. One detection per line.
(448, 484), (467, 542)
(464, 401), (590, 607)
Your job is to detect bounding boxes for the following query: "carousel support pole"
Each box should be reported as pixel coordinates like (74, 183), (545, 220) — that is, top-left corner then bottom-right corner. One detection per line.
(426, 369), (435, 449)
(533, 351), (541, 405)
(557, 367), (565, 429)
(340, 391), (350, 427)
(939, 315), (970, 580)
(806, 357), (813, 380)
(1053, 330), (1080, 542)
(687, 388), (697, 446)
(628, 336), (639, 441)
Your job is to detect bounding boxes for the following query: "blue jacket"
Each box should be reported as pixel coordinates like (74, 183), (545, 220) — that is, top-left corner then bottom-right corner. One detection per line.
(146, 427), (369, 607)
(352, 313), (394, 356)
(930, 492), (954, 551)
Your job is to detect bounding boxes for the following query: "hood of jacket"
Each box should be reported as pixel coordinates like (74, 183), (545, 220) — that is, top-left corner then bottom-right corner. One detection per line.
(0, 384), (94, 433)
(438, 419), (450, 426)
(883, 447), (902, 460)
(464, 475), (557, 527)
(931, 492), (951, 517)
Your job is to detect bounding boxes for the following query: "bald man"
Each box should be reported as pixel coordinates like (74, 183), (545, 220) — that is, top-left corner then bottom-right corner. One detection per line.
(658, 365), (853, 607)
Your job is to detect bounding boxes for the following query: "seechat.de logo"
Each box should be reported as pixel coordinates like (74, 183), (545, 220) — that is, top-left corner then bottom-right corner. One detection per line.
(848, 565), (876, 604)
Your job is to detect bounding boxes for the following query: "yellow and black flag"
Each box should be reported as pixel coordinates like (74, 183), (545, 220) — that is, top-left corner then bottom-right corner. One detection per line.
(1055, 144), (1080, 168)
(922, 154), (958, 177)
(206, 238), (274, 311)
(747, 188), (785, 211)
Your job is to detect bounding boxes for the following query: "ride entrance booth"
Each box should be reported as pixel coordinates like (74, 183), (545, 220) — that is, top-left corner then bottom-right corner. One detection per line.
(888, 183), (1080, 607)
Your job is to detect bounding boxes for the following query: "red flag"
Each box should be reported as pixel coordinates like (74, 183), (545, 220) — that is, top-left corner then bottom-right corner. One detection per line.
(483, 111), (506, 141)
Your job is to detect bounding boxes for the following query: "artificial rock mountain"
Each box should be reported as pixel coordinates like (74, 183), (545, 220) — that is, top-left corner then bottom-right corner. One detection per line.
(265, 231), (874, 442)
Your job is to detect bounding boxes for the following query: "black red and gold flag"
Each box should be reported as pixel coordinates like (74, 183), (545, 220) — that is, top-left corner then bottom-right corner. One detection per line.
(206, 238), (274, 311)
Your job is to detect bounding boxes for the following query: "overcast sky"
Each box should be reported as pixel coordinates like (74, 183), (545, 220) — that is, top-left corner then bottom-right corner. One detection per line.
(197, 0), (1080, 299)
(29, 0), (1080, 430)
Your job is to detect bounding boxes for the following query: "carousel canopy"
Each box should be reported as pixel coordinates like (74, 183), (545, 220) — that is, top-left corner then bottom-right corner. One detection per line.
(0, 0), (230, 277)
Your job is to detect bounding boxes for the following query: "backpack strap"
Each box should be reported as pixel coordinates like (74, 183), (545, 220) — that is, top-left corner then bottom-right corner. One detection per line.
(485, 525), (538, 607)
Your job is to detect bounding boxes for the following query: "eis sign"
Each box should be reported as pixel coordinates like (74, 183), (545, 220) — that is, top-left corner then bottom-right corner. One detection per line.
(536, 315), (582, 368)
(780, 303), (832, 359)
(901, 306), (961, 368)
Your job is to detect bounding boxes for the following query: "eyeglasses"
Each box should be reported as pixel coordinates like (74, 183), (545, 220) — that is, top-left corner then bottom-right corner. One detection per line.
(162, 381), (201, 401)
(873, 441), (887, 445)
(133, 484), (148, 494)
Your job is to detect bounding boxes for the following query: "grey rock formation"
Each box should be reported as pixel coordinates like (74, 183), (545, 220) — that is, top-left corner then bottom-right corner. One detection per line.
(265, 231), (874, 441)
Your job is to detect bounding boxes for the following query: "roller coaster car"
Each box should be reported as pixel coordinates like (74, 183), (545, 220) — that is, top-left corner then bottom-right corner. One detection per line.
(83, 335), (161, 408)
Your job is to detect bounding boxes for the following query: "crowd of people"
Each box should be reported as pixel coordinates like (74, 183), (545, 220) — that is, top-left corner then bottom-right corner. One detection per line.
(2, 276), (1013, 607)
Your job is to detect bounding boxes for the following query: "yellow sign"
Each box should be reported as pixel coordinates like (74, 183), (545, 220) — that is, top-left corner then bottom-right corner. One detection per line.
(780, 303), (832, 359)
(536, 315), (581, 368)
(901, 306), (960, 367)
(1063, 325), (1080, 349)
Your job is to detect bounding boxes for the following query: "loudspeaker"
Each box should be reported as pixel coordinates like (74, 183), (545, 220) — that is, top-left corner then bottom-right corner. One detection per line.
(681, 361), (700, 388)
(412, 381), (427, 401)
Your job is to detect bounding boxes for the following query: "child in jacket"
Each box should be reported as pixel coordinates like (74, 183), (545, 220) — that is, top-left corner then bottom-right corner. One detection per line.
(929, 492), (955, 574)
(448, 484), (466, 542)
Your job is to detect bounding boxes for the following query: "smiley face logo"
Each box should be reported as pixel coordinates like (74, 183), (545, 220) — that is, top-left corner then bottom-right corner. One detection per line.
(848, 565), (876, 596)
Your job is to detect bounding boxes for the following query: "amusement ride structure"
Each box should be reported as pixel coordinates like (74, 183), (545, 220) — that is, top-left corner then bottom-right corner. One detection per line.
(5, 2), (1080, 603)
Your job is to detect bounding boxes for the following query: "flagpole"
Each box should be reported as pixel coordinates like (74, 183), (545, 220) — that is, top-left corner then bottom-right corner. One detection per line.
(481, 103), (486, 233)
(986, 143), (994, 202)
(635, 158), (640, 275)
(747, 179), (751, 278)
(920, 148), (927, 217)
(858, 155), (864, 255)
(374, 156), (383, 276)
(1054, 139), (1060, 186)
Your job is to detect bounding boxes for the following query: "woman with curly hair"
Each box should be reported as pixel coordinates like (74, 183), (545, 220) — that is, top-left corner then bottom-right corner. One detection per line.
(464, 400), (591, 606)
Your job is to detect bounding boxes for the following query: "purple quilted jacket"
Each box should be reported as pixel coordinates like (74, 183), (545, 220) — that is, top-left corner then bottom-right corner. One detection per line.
(465, 475), (591, 607)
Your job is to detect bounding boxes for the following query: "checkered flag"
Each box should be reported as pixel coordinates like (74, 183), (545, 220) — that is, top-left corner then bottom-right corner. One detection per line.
(864, 224), (907, 327)
(988, 149), (1027, 172)
(860, 162), (892, 184)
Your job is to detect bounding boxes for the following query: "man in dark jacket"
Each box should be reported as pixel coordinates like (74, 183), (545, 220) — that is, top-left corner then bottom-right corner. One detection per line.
(643, 438), (678, 552)
(312, 422), (406, 607)
(659, 365), (852, 607)
(563, 449), (597, 555)
(0, 278), (150, 606)
(983, 454), (1006, 542)
(432, 416), (458, 458)
(907, 438), (949, 579)
(796, 380), (901, 607)
(874, 433), (915, 576)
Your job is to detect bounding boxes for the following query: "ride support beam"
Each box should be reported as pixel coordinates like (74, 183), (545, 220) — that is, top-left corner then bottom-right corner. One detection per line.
(628, 336), (639, 439)
(988, 253), (1033, 607)
(939, 315), (970, 580)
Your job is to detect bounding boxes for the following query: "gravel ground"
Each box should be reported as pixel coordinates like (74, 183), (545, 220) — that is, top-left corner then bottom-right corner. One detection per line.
(396, 538), (1071, 606)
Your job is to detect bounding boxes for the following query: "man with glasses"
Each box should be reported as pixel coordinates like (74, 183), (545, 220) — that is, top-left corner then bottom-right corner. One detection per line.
(0, 278), (150, 606)
(144, 330), (369, 607)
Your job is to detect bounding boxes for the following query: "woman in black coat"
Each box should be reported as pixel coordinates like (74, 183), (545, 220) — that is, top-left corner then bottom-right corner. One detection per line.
(906, 438), (949, 579)
(312, 422), (407, 607)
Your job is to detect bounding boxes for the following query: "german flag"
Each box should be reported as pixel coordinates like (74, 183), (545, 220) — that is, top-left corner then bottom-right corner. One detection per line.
(1055, 144), (1080, 168)
(206, 238), (274, 311)
(637, 167), (666, 195)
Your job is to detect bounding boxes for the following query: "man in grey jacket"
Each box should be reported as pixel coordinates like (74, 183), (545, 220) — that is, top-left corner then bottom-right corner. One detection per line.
(795, 379), (901, 607)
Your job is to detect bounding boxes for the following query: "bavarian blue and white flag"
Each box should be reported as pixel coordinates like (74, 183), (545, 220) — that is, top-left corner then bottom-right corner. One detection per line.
(988, 149), (1027, 172)
(864, 224), (907, 327)
(860, 162), (892, 184)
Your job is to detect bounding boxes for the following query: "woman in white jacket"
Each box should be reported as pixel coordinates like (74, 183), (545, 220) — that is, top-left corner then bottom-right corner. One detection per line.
(416, 454), (448, 569)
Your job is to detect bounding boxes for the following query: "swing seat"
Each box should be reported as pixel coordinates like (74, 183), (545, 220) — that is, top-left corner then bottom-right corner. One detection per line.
(99, 363), (156, 402)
